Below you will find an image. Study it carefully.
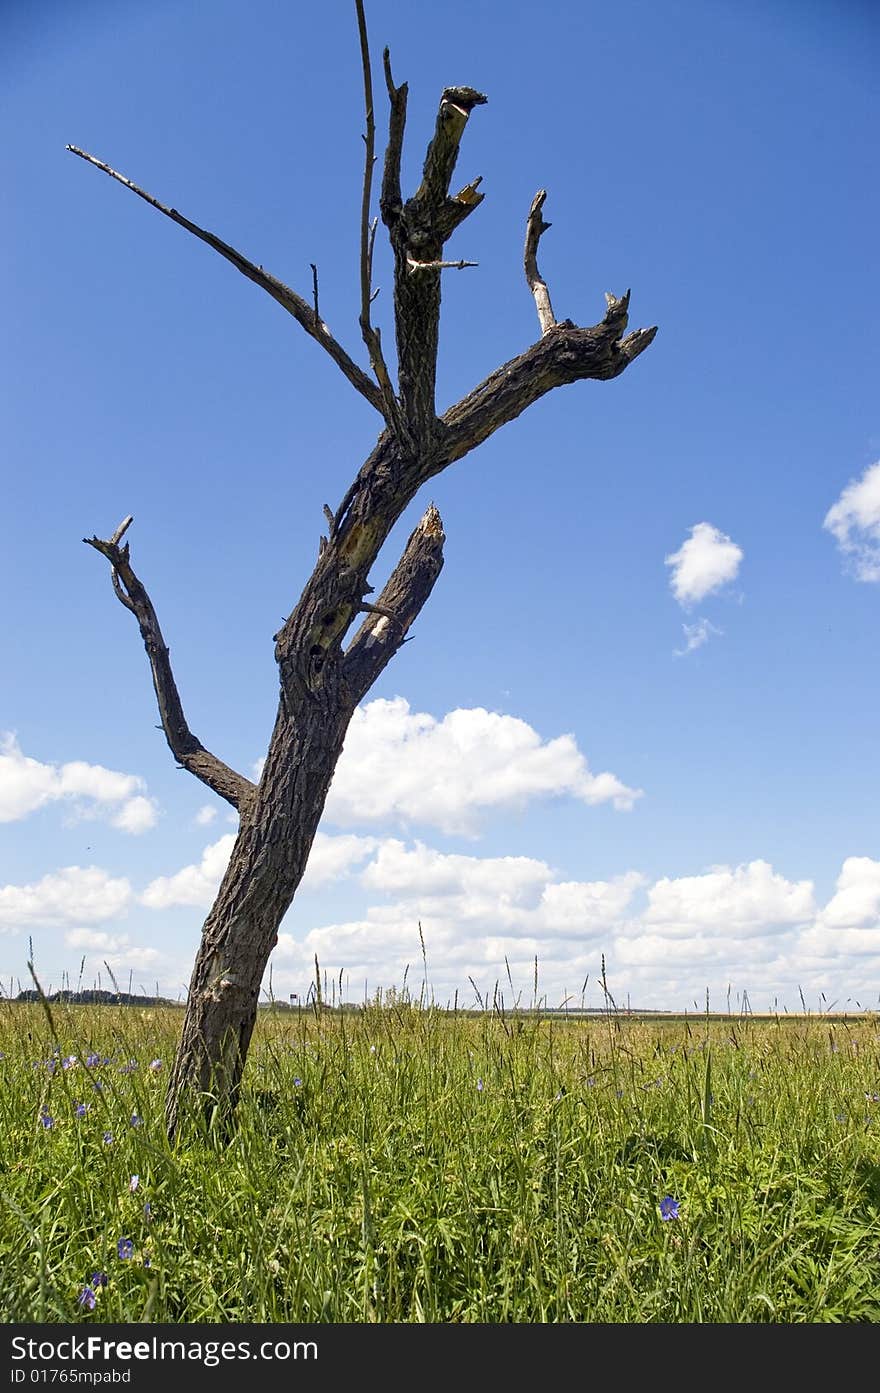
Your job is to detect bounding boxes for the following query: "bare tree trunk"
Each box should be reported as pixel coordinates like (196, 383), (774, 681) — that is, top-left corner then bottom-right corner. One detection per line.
(73, 5), (656, 1141)
(165, 694), (352, 1139)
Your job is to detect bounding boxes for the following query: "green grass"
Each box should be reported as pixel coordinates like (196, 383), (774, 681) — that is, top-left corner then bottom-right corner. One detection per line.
(1, 997), (879, 1322)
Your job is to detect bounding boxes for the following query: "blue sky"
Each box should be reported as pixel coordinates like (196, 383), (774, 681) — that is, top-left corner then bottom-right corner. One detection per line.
(2, 0), (878, 1011)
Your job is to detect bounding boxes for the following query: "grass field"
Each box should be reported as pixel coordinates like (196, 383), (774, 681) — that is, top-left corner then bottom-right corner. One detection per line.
(2, 994), (879, 1323)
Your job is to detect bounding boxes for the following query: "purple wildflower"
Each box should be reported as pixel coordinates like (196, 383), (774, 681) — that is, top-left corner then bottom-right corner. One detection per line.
(129, 1113), (142, 1128)
(293, 1077), (303, 1088)
(62, 1055), (77, 1070)
(659, 1196), (680, 1222)
(77, 1286), (96, 1310)
(117, 1238), (134, 1261)
(476, 1078), (484, 1092)
(129, 1175), (139, 1193)
(143, 1202), (152, 1220)
(40, 1110), (54, 1130)
(102, 1131), (113, 1145)
(149, 1059), (162, 1072)
(85, 1053), (101, 1068)
(74, 1102), (88, 1118)
(90, 1272), (108, 1288)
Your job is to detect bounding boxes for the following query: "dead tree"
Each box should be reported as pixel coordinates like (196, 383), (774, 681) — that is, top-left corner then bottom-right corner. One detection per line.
(71, 6), (656, 1140)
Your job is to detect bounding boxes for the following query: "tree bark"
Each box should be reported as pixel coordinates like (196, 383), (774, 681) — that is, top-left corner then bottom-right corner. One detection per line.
(74, 8), (656, 1141)
(164, 694), (352, 1138)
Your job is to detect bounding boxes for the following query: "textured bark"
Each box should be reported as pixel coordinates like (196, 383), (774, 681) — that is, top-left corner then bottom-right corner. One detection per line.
(75, 13), (656, 1140)
(164, 694), (351, 1137)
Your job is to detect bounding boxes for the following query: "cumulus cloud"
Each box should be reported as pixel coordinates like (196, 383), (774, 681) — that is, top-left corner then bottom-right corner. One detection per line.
(111, 796), (159, 835)
(642, 860), (815, 938)
(140, 831), (378, 910)
(817, 856), (880, 929)
(269, 848), (865, 1012)
(65, 928), (161, 970)
(194, 805), (218, 827)
(324, 698), (641, 834)
(140, 834), (236, 909)
(665, 523), (743, 607)
(823, 460), (880, 581)
(0, 867), (132, 930)
(0, 736), (157, 834)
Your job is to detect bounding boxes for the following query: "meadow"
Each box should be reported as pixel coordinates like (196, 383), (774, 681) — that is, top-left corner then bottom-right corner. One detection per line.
(2, 994), (879, 1323)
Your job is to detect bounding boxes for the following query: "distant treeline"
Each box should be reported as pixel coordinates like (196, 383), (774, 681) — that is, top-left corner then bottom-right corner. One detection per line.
(15, 989), (174, 1007)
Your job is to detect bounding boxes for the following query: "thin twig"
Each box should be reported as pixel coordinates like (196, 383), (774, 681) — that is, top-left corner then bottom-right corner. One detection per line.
(354, 0), (399, 430)
(66, 144), (386, 417)
(406, 257), (478, 274)
(310, 263), (319, 324)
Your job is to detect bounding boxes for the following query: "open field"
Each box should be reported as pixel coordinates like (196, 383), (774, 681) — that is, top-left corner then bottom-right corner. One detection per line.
(2, 998), (879, 1323)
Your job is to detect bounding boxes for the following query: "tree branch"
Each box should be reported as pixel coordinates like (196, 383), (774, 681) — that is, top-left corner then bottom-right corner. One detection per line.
(379, 48), (408, 229)
(524, 189), (556, 334)
(385, 85), (487, 445)
(355, 0), (401, 433)
(83, 519), (256, 812)
(343, 503), (445, 700)
(437, 296), (658, 469)
(66, 144), (385, 418)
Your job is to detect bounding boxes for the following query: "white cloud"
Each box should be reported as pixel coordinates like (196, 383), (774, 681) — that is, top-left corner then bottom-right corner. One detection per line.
(814, 857), (880, 932)
(324, 698), (641, 834)
(0, 867), (132, 929)
(0, 736), (157, 834)
(140, 831), (378, 910)
(65, 928), (161, 970)
(642, 860), (815, 938)
(665, 523), (743, 607)
(111, 796), (159, 834)
(194, 805), (218, 827)
(141, 834), (236, 909)
(674, 617), (721, 657)
(271, 848), (839, 1010)
(823, 460), (880, 581)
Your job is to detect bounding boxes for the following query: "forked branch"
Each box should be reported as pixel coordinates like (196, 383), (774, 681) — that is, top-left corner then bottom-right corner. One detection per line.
(83, 519), (256, 812)
(66, 145), (385, 418)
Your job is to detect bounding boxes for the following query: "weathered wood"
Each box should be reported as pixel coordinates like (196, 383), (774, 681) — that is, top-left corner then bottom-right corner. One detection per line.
(84, 524), (255, 813)
(77, 8), (656, 1140)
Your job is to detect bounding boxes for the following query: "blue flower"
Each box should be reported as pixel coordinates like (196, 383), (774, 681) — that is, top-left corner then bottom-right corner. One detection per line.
(143, 1202), (152, 1220)
(293, 1077), (303, 1088)
(74, 1102), (88, 1118)
(129, 1113), (142, 1128)
(40, 1110), (54, 1130)
(85, 1053), (101, 1068)
(476, 1078), (484, 1092)
(77, 1285), (96, 1310)
(62, 1055), (77, 1070)
(659, 1195), (680, 1222)
(117, 1238), (134, 1261)
(129, 1175), (139, 1193)
(149, 1059), (162, 1072)
(103, 1131), (113, 1145)
(90, 1272), (108, 1288)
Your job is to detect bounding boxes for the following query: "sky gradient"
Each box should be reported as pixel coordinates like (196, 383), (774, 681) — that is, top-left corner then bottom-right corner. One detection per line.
(2, 0), (878, 1012)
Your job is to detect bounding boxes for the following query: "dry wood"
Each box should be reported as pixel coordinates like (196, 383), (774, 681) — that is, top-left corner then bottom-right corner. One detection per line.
(74, 7), (656, 1139)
